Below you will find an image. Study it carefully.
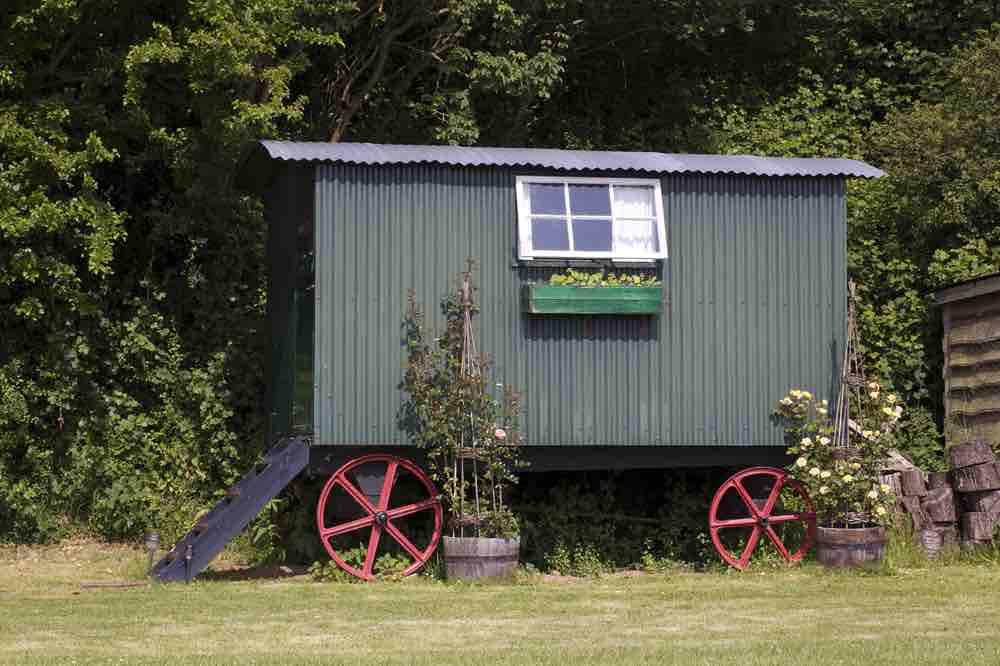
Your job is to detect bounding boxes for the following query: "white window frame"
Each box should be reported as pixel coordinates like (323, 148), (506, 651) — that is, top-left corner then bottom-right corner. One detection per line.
(515, 175), (667, 261)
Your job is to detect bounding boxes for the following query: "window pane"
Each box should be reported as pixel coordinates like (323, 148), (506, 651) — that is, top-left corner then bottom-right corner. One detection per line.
(613, 186), (654, 218)
(569, 184), (611, 216)
(531, 217), (570, 251)
(615, 219), (659, 254)
(528, 183), (565, 215)
(572, 218), (613, 251)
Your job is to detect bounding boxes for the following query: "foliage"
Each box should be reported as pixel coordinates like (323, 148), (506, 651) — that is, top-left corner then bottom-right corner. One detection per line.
(774, 387), (901, 527)
(400, 267), (523, 539)
(546, 269), (661, 287)
(516, 469), (724, 572)
(309, 543), (410, 582)
(543, 541), (610, 577)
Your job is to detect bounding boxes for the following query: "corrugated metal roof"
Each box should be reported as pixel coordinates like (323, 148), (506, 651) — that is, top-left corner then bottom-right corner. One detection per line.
(257, 140), (885, 178)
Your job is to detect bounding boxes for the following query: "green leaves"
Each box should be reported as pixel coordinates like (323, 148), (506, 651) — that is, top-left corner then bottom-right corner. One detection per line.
(547, 269), (660, 288)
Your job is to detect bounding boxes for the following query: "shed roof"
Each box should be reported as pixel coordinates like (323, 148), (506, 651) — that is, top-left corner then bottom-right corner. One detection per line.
(252, 140), (885, 179)
(933, 271), (1000, 305)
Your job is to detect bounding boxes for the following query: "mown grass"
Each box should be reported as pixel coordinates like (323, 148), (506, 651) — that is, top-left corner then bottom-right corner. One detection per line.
(2, 539), (1000, 665)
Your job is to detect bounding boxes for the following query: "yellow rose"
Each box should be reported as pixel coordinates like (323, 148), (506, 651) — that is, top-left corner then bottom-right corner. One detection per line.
(880, 483), (891, 493)
(820, 470), (831, 479)
(867, 489), (879, 500)
(850, 462), (861, 471)
(819, 436), (831, 446)
(842, 474), (854, 483)
(819, 485), (830, 494)
(886, 394), (897, 404)
(809, 467), (821, 476)
(876, 506), (887, 516)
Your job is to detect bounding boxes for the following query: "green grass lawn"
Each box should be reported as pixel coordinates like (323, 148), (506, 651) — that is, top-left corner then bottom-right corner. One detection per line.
(2, 540), (1000, 665)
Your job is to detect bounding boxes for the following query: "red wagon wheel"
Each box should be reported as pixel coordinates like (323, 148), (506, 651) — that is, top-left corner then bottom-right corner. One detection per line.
(708, 466), (816, 570)
(316, 454), (443, 581)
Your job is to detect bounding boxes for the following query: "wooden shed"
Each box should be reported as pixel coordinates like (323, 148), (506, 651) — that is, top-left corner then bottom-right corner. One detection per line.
(935, 272), (1000, 445)
(239, 142), (884, 472)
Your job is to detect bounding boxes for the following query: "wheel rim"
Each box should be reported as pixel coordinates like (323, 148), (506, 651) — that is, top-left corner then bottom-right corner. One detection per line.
(316, 454), (443, 581)
(708, 466), (816, 570)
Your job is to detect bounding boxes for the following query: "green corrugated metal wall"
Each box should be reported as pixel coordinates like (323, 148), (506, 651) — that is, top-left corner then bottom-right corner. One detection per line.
(271, 162), (846, 449)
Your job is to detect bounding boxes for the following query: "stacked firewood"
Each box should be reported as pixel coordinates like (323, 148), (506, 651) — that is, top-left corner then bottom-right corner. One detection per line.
(949, 441), (1000, 548)
(883, 451), (959, 552)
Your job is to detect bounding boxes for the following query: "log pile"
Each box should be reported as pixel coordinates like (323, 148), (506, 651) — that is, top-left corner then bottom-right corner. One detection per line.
(883, 450), (959, 552)
(949, 441), (1000, 549)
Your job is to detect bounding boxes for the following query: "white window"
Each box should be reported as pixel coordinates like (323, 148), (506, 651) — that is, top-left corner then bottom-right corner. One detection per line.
(515, 176), (666, 261)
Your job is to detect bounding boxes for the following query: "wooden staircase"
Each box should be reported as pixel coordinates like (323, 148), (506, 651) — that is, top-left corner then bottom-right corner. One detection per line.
(151, 436), (310, 582)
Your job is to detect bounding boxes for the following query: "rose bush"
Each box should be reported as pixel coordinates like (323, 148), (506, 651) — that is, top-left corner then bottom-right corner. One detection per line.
(773, 384), (902, 527)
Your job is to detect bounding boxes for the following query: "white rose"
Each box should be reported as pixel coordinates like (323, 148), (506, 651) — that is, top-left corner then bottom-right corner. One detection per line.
(796, 457), (808, 468)
(867, 490), (879, 500)
(820, 470), (831, 479)
(809, 467), (821, 477)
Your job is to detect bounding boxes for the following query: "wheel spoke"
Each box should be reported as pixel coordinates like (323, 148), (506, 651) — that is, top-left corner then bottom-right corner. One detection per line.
(385, 522), (425, 562)
(732, 479), (761, 518)
(761, 474), (786, 516)
(737, 526), (762, 569)
(387, 498), (438, 520)
(363, 525), (382, 577)
(378, 462), (398, 511)
(335, 475), (377, 514)
(764, 526), (792, 561)
(769, 512), (814, 525)
(710, 516), (757, 529)
(320, 514), (375, 539)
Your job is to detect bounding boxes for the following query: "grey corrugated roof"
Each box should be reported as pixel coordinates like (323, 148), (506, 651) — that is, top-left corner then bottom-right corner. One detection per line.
(256, 140), (885, 178)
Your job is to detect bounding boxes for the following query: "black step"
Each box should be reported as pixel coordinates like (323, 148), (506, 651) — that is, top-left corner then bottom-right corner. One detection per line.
(150, 436), (310, 583)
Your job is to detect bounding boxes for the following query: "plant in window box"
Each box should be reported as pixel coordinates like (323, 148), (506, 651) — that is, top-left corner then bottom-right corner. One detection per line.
(400, 265), (523, 580)
(772, 383), (904, 566)
(524, 269), (663, 315)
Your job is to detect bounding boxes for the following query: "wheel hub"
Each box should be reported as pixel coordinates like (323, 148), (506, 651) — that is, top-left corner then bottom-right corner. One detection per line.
(375, 511), (388, 526)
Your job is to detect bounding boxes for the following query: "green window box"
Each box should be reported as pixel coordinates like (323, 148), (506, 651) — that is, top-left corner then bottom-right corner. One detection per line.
(523, 284), (662, 315)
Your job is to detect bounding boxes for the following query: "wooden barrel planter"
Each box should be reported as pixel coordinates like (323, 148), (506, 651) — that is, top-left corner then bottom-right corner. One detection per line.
(443, 536), (520, 581)
(815, 526), (887, 568)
